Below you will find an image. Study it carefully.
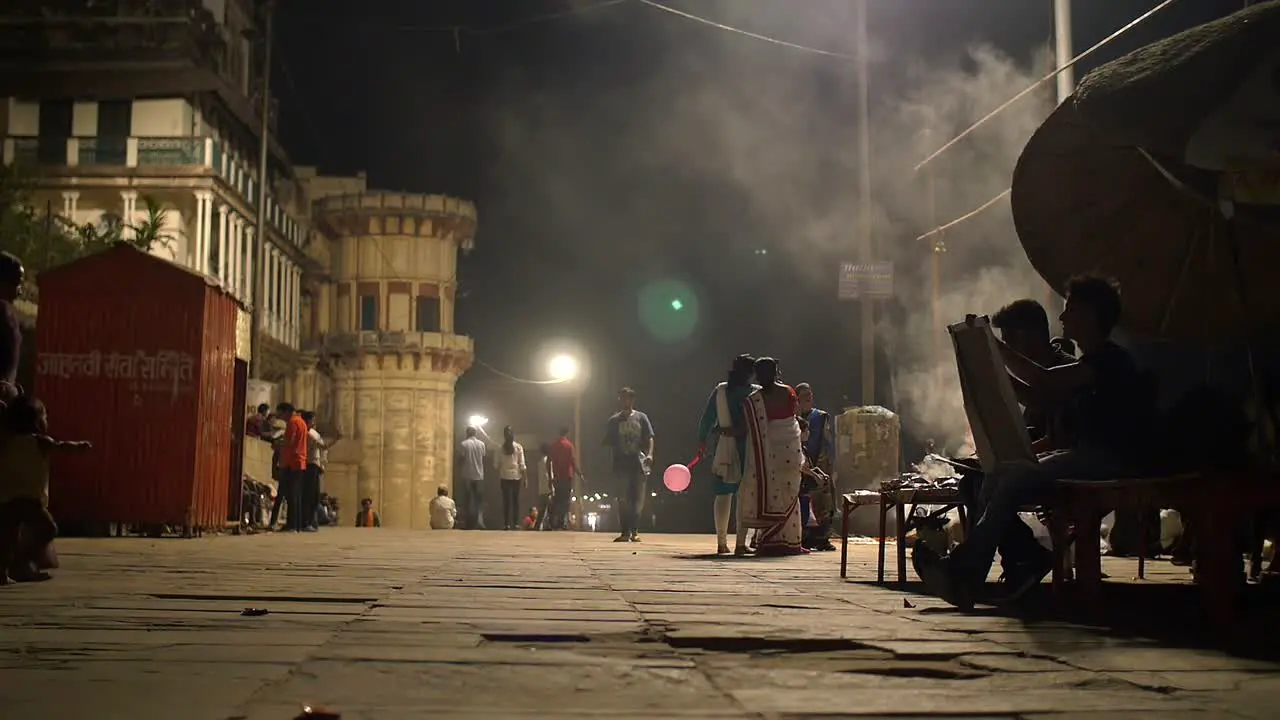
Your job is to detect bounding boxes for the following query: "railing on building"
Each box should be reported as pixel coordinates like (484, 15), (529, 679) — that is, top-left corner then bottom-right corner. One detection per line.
(0, 0), (233, 89)
(3, 134), (305, 249)
(315, 331), (475, 356)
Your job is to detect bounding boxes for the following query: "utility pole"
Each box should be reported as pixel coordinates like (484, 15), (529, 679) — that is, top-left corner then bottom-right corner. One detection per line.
(248, 0), (275, 380)
(926, 141), (945, 369)
(1047, 0), (1074, 328)
(855, 0), (875, 406)
(572, 388), (582, 530)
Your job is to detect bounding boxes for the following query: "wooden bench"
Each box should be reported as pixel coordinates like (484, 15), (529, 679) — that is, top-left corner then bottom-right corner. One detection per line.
(839, 486), (967, 586)
(1047, 471), (1280, 631)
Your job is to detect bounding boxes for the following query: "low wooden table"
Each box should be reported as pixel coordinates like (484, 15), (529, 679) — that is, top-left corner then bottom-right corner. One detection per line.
(840, 486), (968, 586)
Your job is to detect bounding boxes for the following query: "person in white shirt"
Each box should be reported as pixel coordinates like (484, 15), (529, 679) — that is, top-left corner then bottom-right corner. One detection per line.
(429, 486), (457, 529)
(494, 425), (528, 531)
(534, 443), (554, 530)
(301, 411), (337, 532)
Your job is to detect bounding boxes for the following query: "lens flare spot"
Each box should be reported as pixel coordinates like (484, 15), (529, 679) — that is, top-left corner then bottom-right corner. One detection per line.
(638, 278), (699, 343)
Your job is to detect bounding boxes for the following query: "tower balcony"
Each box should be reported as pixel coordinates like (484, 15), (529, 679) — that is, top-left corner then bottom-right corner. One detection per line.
(312, 331), (474, 376)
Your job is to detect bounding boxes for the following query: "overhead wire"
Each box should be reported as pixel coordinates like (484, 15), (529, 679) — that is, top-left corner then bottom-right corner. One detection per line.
(914, 0), (1181, 172)
(914, 0), (1183, 240)
(636, 0), (859, 60)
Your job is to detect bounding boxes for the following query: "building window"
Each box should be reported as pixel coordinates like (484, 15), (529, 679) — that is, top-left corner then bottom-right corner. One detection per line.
(415, 296), (440, 333)
(37, 99), (72, 164)
(359, 296), (378, 331)
(96, 100), (131, 165)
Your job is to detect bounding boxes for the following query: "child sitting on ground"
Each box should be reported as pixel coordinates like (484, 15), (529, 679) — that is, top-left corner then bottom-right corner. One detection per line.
(355, 497), (381, 528)
(0, 396), (91, 584)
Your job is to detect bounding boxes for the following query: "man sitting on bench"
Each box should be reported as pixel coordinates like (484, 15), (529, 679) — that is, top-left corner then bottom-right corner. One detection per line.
(916, 275), (1154, 609)
(965, 299), (1078, 590)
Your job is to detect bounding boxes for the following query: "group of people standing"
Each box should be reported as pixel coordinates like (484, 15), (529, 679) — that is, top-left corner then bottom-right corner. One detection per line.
(245, 402), (335, 532)
(697, 355), (837, 557)
(456, 424), (583, 532)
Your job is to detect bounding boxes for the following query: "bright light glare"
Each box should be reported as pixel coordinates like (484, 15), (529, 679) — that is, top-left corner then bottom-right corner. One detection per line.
(547, 354), (580, 382)
(670, 298), (684, 311)
(467, 415), (489, 428)
(586, 512), (599, 531)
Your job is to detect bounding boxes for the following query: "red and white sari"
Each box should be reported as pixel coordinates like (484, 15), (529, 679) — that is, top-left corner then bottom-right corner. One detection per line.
(740, 387), (804, 554)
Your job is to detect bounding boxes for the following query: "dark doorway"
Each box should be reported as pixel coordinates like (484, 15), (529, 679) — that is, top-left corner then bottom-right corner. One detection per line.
(227, 358), (248, 524)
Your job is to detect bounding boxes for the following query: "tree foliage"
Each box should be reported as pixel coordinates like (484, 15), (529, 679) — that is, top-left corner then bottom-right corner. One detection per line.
(0, 167), (174, 277)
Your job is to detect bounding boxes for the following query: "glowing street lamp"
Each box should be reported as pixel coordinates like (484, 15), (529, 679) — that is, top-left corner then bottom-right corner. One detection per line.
(547, 354), (580, 382)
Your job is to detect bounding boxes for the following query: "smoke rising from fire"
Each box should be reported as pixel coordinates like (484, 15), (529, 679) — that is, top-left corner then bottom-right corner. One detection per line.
(481, 1), (1056, 449)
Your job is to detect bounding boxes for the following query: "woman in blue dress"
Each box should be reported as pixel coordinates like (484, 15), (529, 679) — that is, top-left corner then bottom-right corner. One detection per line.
(697, 354), (757, 555)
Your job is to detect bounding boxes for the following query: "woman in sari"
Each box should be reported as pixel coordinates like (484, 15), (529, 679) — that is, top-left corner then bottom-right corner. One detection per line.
(739, 357), (807, 556)
(697, 354), (757, 555)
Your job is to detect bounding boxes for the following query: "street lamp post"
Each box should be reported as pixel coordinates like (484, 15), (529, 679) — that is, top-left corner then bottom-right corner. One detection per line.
(855, 0), (875, 407)
(1047, 0), (1075, 327)
(547, 353), (584, 529)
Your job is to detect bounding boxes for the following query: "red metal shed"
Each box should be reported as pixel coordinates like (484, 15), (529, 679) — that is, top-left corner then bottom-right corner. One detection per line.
(34, 244), (245, 530)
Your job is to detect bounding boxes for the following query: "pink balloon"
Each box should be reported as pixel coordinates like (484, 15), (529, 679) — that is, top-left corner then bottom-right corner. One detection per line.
(663, 463), (692, 493)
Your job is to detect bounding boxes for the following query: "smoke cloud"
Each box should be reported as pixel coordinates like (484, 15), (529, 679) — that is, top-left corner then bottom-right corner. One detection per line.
(482, 1), (1057, 451)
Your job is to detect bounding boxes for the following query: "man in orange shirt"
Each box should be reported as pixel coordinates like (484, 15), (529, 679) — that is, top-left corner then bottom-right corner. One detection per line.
(276, 402), (309, 532)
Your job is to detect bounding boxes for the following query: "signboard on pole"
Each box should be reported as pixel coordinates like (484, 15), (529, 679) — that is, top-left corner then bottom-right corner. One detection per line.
(838, 261), (893, 300)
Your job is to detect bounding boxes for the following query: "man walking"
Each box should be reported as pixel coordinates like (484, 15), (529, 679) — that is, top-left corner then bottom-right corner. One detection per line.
(458, 426), (488, 529)
(546, 428), (580, 530)
(603, 387), (654, 543)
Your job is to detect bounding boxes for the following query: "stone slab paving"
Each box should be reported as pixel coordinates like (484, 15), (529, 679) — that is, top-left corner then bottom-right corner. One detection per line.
(0, 529), (1276, 718)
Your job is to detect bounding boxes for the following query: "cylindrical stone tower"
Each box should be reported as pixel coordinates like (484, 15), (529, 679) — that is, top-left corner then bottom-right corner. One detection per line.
(313, 192), (476, 529)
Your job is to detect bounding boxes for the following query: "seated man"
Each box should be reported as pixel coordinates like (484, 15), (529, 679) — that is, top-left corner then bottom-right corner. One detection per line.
(916, 275), (1153, 609)
(969, 299), (1079, 587)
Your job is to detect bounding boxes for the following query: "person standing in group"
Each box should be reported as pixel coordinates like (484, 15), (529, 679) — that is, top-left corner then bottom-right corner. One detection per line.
(275, 402), (309, 532)
(739, 358), (807, 556)
(457, 426), (488, 530)
(245, 403), (271, 438)
(494, 425), (528, 531)
(697, 354), (757, 555)
(546, 427), (580, 530)
(534, 443), (554, 530)
(603, 387), (654, 543)
(300, 411), (336, 533)
(0, 252), (25, 397)
(795, 383), (837, 552)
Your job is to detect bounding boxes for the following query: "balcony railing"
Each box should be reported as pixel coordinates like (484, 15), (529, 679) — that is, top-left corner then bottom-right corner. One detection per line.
(0, 0), (229, 81)
(3, 134), (306, 249)
(316, 331), (474, 356)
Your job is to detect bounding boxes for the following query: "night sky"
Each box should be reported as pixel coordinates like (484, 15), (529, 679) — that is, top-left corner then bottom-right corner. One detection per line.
(276, 0), (1250, 515)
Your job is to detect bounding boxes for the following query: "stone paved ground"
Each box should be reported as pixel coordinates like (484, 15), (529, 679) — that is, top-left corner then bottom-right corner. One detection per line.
(1, 529), (1278, 719)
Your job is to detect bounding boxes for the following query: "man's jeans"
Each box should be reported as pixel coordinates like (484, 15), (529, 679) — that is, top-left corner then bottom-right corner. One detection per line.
(958, 470), (1044, 574)
(550, 478), (573, 529)
(614, 464), (647, 537)
(462, 478), (484, 530)
(301, 467), (322, 530)
(950, 448), (1136, 585)
(500, 479), (521, 529)
(271, 469), (304, 530)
